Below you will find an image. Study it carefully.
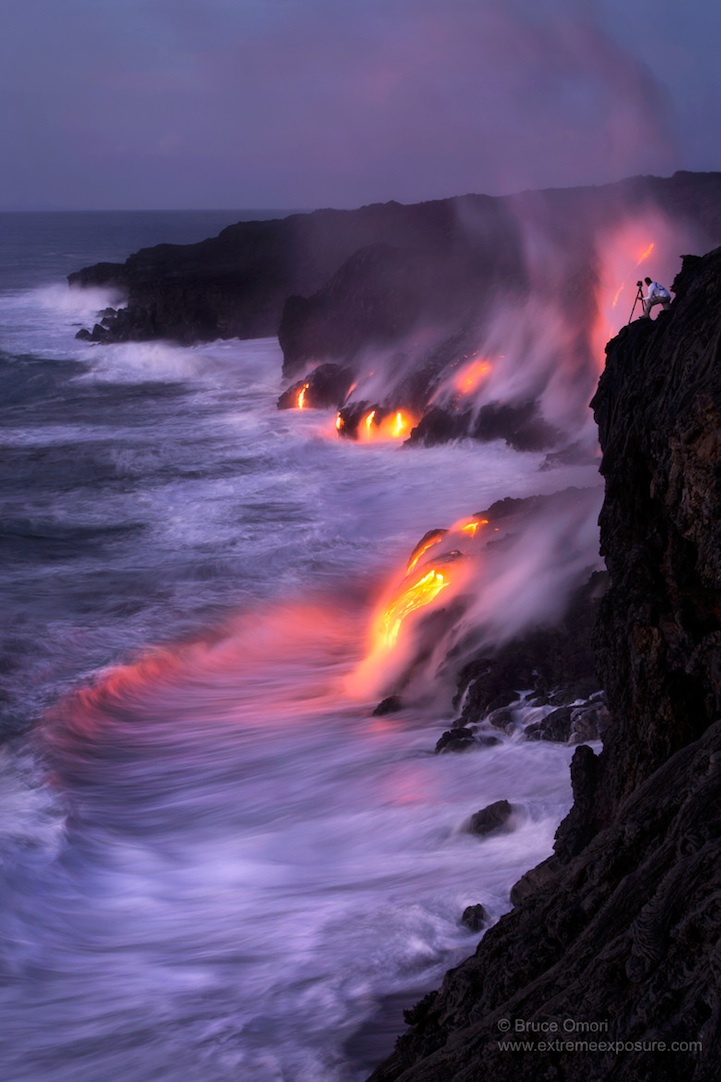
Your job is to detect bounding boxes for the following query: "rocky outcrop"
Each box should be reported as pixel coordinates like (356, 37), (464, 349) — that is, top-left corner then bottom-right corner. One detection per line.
(69, 196), (523, 348)
(366, 247), (721, 1081)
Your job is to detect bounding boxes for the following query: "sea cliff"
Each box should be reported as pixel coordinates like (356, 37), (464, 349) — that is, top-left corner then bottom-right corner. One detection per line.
(69, 172), (721, 372)
(366, 247), (721, 1081)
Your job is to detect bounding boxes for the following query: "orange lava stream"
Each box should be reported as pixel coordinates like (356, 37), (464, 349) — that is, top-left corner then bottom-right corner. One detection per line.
(378, 568), (450, 648)
(358, 409), (417, 442)
(406, 531), (446, 573)
(297, 383), (309, 409)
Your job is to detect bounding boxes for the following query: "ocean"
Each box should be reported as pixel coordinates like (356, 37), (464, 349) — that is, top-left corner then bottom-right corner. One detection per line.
(0, 212), (600, 1081)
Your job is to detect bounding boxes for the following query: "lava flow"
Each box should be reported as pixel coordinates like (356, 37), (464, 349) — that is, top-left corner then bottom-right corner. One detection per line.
(378, 568), (451, 648)
(335, 403), (418, 442)
(345, 511), (496, 704)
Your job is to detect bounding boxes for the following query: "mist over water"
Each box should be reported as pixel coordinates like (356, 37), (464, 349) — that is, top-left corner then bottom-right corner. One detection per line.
(1, 212), (609, 1080)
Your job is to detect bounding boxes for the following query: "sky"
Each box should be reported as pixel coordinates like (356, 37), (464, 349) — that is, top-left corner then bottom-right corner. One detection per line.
(1, 0), (720, 211)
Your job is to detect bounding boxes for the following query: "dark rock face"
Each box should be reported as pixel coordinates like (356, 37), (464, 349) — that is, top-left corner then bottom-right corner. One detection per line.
(406, 400), (560, 452)
(366, 249), (721, 1082)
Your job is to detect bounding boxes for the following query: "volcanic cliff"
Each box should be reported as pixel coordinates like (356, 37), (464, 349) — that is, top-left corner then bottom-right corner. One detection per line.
(366, 247), (721, 1080)
(70, 172), (721, 370)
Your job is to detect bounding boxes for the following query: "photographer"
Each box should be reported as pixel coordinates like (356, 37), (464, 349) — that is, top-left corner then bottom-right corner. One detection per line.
(640, 276), (671, 319)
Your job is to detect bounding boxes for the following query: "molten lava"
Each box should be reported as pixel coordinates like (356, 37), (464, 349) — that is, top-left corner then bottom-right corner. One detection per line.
(406, 529), (448, 573)
(346, 407), (418, 442)
(454, 359), (492, 396)
(379, 568), (450, 648)
(297, 383), (309, 409)
(460, 517), (489, 538)
(391, 411), (411, 439)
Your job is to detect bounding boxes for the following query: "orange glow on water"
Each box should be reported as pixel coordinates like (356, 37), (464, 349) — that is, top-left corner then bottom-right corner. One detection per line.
(297, 383), (309, 409)
(378, 568), (450, 648)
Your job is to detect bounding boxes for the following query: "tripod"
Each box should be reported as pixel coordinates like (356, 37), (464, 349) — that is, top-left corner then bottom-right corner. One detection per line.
(628, 285), (644, 324)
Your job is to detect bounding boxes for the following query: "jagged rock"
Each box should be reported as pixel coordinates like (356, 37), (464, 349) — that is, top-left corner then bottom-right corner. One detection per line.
(373, 696), (403, 717)
(468, 800), (514, 836)
(460, 904), (488, 932)
(524, 706), (573, 742)
(434, 728), (476, 754)
(486, 707), (516, 733)
(406, 406), (471, 446)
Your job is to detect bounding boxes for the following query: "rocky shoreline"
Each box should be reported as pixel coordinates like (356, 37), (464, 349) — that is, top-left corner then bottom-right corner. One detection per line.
(65, 176), (721, 1078)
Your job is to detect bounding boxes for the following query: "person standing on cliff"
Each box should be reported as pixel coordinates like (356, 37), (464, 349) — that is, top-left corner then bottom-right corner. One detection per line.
(641, 277), (671, 318)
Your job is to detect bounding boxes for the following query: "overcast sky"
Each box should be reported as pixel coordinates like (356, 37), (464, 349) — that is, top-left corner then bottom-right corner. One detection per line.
(1, 0), (719, 210)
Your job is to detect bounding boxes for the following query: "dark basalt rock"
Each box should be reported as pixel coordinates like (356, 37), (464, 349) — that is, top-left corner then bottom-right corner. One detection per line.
(277, 362), (355, 410)
(523, 700), (607, 745)
(460, 904), (488, 933)
(373, 696), (403, 717)
(406, 407), (470, 447)
(524, 706), (573, 742)
(68, 261), (127, 289)
(434, 728), (476, 754)
(406, 400), (561, 452)
(468, 800), (514, 836)
(367, 248), (721, 1081)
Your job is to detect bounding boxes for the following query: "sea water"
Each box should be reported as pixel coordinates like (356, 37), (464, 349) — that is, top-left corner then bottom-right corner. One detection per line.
(0, 212), (600, 1081)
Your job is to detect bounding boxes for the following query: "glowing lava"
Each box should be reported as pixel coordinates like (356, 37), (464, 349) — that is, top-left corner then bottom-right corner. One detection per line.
(378, 568), (450, 648)
(391, 411), (411, 439)
(364, 409), (377, 434)
(454, 359), (492, 396)
(460, 517), (489, 538)
(353, 408), (417, 442)
(297, 383), (309, 409)
(406, 529), (447, 573)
